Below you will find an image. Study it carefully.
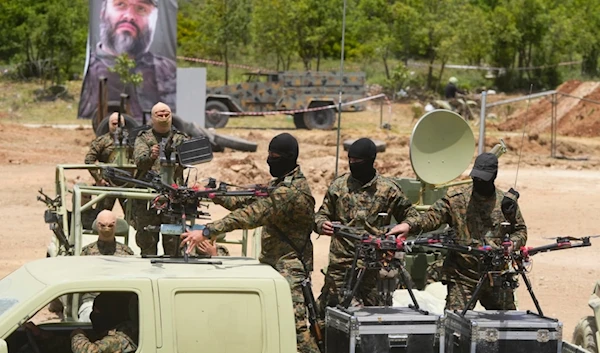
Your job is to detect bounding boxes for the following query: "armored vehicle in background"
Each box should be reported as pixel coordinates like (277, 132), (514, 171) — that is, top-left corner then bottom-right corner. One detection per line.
(205, 71), (367, 129)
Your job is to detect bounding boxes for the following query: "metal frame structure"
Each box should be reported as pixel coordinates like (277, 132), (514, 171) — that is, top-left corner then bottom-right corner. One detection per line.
(52, 164), (253, 257)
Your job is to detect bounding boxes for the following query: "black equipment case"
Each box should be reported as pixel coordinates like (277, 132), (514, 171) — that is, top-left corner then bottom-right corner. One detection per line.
(444, 310), (563, 353)
(325, 306), (443, 353)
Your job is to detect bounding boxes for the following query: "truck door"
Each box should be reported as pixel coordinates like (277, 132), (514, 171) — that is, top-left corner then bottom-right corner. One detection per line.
(157, 278), (287, 353)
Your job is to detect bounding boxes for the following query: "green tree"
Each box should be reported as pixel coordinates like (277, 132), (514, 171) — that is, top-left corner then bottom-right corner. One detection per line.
(194, 0), (252, 84)
(108, 53), (144, 97)
(250, 0), (297, 70)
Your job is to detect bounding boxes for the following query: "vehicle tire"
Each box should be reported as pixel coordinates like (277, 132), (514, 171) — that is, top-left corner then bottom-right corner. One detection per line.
(205, 100), (230, 129)
(293, 113), (307, 129)
(213, 133), (258, 152)
(343, 138), (386, 153)
(573, 316), (598, 353)
(95, 113), (139, 136)
(303, 107), (336, 130)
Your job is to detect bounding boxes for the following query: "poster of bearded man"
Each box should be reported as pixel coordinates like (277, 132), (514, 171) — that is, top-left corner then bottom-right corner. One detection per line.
(78, 0), (177, 124)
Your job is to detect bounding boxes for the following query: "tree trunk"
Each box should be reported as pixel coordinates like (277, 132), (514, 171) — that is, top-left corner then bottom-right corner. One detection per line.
(437, 60), (447, 95)
(316, 51), (321, 72)
(383, 49), (390, 80)
(582, 47), (599, 77)
(426, 54), (436, 90)
(224, 46), (229, 85)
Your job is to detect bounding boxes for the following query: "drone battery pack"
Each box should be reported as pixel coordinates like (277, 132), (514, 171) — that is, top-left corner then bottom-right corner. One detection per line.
(325, 306), (443, 353)
(177, 136), (213, 165)
(444, 310), (562, 353)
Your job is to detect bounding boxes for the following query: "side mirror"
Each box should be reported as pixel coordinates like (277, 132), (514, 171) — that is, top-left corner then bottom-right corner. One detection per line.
(0, 339), (8, 353)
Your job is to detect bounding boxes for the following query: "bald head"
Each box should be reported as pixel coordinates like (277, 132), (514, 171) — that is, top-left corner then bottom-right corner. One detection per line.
(96, 210), (117, 241)
(108, 113), (124, 134)
(151, 102), (172, 133)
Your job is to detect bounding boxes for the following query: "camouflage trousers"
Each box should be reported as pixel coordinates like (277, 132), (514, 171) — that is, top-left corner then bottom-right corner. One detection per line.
(316, 262), (382, 326)
(273, 255), (320, 353)
(133, 201), (180, 256)
(446, 280), (516, 311)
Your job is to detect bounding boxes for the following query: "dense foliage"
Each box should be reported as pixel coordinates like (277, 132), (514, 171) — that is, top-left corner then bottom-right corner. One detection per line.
(1, 0), (598, 93)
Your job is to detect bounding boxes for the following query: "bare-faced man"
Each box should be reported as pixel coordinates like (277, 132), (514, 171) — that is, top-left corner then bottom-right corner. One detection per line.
(132, 102), (188, 256)
(78, 0), (176, 122)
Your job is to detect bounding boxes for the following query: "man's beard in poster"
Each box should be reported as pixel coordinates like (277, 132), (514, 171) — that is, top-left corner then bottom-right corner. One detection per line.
(100, 19), (153, 58)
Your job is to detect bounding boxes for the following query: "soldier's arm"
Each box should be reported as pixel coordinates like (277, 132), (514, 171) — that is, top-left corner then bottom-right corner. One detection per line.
(84, 137), (103, 182)
(71, 332), (124, 353)
(390, 190), (421, 229)
(212, 195), (257, 211)
(510, 206), (527, 248)
(314, 188), (336, 233)
(133, 134), (154, 171)
(409, 196), (453, 234)
(208, 187), (289, 234)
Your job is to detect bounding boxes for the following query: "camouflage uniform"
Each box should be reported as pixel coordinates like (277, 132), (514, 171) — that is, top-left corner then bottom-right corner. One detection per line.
(132, 128), (188, 256)
(314, 173), (420, 317)
(408, 185), (527, 311)
(206, 167), (319, 353)
(71, 321), (138, 353)
(81, 240), (134, 256)
(84, 132), (126, 211)
(78, 43), (176, 121)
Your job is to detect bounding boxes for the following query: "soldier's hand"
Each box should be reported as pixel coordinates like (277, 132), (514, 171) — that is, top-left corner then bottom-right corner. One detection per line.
(70, 328), (86, 339)
(180, 230), (207, 253)
(150, 144), (160, 160)
(98, 179), (110, 187)
(321, 221), (335, 236)
(197, 240), (217, 256)
(386, 222), (410, 237)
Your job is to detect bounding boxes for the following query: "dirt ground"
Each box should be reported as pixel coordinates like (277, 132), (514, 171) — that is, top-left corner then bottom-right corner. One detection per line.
(1, 88), (600, 342)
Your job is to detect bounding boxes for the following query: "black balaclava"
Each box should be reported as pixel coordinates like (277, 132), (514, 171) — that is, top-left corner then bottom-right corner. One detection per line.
(348, 138), (377, 184)
(267, 133), (299, 178)
(90, 292), (131, 333)
(470, 152), (498, 197)
(472, 173), (496, 197)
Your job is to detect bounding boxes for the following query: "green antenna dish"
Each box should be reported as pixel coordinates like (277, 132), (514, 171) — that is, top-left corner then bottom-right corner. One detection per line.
(410, 109), (475, 185)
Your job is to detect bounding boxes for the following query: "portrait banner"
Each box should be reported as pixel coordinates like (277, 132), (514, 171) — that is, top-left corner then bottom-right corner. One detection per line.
(78, 0), (178, 123)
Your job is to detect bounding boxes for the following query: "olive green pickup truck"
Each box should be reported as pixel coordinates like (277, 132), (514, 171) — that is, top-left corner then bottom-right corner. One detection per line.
(0, 256), (297, 353)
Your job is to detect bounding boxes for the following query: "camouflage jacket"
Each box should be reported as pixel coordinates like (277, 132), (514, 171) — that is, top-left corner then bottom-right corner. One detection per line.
(81, 240), (134, 256)
(410, 185), (527, 286)
(208, 167), (315, 270)
(85, 133), (115, 182)
(78, 44), (176, 121)
(71, 321), (137, 353)
(133, 128), (188, 183)
(315, 173), (420, 267)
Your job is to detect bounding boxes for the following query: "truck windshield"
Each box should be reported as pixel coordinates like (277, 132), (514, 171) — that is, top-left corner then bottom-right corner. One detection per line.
(0, 266), (45, 319)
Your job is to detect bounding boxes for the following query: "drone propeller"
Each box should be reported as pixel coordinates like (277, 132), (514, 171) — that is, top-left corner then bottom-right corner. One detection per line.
(542, 235), (600, 241)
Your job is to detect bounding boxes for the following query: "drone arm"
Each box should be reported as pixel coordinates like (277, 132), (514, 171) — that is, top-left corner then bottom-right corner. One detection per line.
(522, 239), (591, 257)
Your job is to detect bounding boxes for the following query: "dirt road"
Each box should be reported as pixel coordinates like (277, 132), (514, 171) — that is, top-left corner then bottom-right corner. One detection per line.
(1, 114), (599, 342)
